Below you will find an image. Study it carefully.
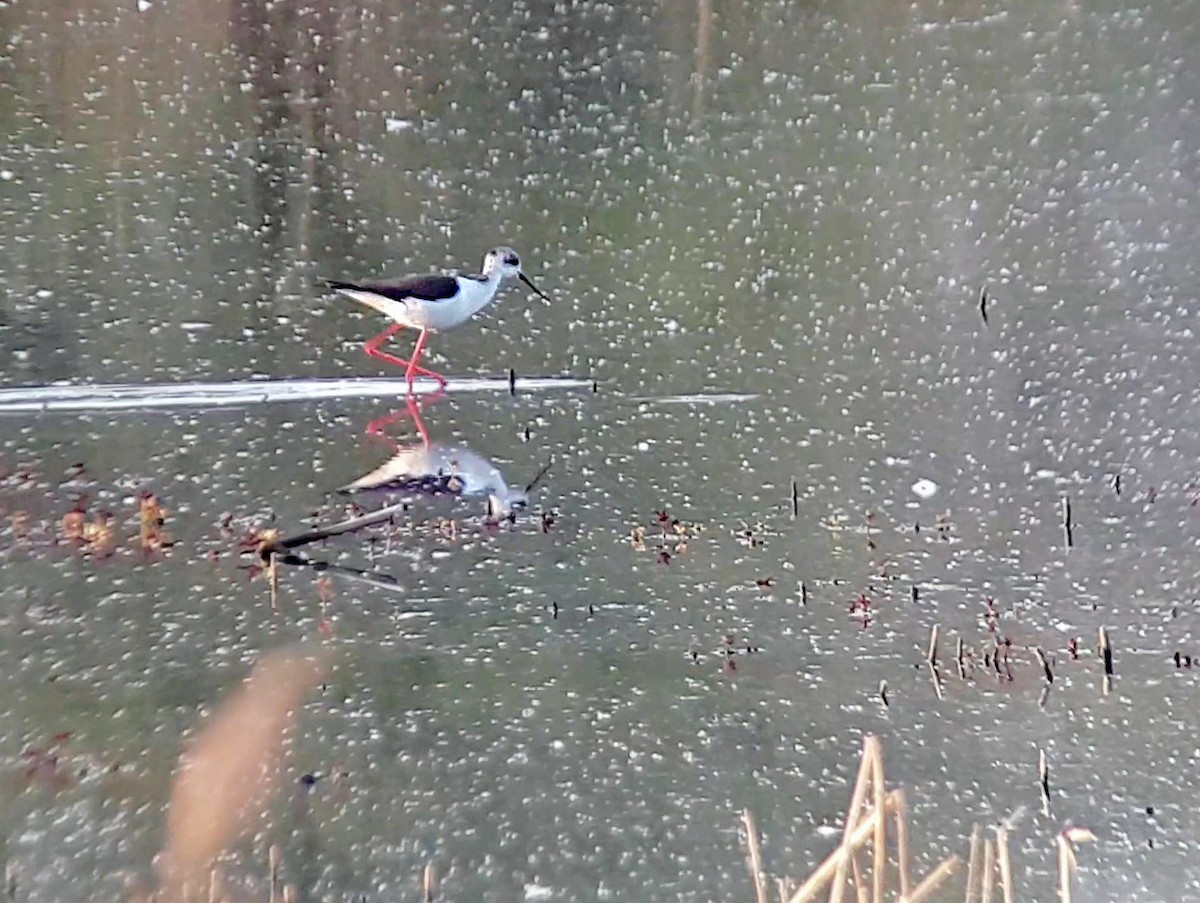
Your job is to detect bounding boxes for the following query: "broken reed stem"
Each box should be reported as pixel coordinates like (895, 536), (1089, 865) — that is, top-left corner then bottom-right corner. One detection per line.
(849, 850), (869, 903)
(1057, 835), (1072, 903)
(956, 637), (966, 678)
(870, 740), (886, 903)
(1098, 626), (1113, 696)
(926, 625), (940, 664)
(267, 502), (409, 554)
(981, 839), (995, 903)
(1061, 496), (1073, 549)
(901, 855), (961, 903)
(1039, 749), (1050, 816)
(964, 824), (982, 903)
(742, 809), (769, 903)
(268, 551), (279, 610)
(208, 867), (224, 903)
(268, 844), (281, 903)
(927, 662), (945, 700)
(776, 877), (791, 903)
(786, 792), (899, 903)
(422, 860), (436, 902)
(893, 790), (912, 898)
(791, 478), (799, 518)
(996, 828), (1015, 903)
(827, 737), (882, 903)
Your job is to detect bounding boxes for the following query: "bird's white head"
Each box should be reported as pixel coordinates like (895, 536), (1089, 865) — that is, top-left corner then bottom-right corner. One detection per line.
(482, 246), (550, 300)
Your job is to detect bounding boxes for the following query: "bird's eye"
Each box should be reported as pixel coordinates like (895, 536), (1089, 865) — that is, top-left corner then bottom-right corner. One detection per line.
(504, 255), (519, 266)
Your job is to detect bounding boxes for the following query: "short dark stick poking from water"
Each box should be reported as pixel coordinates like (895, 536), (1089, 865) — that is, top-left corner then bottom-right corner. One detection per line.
(791, 478), (799, 518)
(1034, 647), (1054, 683)
(1061, 496), (1074, 549)
(508, 367), (517, 396)
(1099, 626), (1113, 695)
(524, 459), (554, 494)
(980, 285), (989, 325)
(800, 581), (808, 605)
(1038, 748), (1050, 815)
(956, 637), (966, 679)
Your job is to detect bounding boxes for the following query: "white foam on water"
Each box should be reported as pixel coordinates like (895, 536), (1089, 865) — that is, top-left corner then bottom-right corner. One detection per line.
(0, 376), (593, 414)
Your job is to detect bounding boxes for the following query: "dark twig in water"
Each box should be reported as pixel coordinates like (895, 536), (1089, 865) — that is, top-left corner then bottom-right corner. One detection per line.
(801, 581), (808, 605)
(1033, 647), (1054, 684)
(791, 478), (799, 518)
(277, 552), (403, 592)
(1099, 626), (1113, 695)
(508, 368), (517, 396)
(979, 285), (989, 325)
(1061, 496), (1074, 549)
(265, 503), (409, 555)
(524, 459), (554, 494)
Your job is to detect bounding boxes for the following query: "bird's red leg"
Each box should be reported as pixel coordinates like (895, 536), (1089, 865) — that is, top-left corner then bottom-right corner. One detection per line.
(363, 323), (410, 369)
(404, 329), (447, 390)
(364, 324), (447, 390)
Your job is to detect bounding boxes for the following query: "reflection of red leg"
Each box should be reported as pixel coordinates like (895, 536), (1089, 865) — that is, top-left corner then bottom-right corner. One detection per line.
(364, 390), (444, 443)
(363, 324), (447, 390)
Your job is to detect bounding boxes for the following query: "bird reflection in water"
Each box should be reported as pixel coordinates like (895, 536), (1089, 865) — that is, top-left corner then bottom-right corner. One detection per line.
(344, 392), (532, 524)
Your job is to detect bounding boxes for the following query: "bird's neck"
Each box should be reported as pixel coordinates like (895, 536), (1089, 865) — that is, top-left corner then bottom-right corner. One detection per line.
(461, 273), (503, 316)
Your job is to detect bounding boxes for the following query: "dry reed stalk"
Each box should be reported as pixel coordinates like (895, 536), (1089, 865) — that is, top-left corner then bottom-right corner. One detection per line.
(1038, 750), (1050, 816)
(849, 850), (869, 903)
(827, 737), (883, 903)
(927, 663), (944, 700)
(268, 551), (280, 609)
(268, 845), (281, 903)
(964, 824), (982, 903)
(981, 838), (995, 902)
(776, 877), (791, 903)
(926, 626), (940, 664)
(423, 860), (437, 902)
(785, 793), (898, 903)
(893, 790), (911, 897)
(870, 737), (887, 903)
(996, 828), (1014, 903)
(207, 867), (223, 903)
(1057, 827), (1095, 903)
(1098, 627), (1113, 696)
(901, 855), (961, 903)
(1057, 834), (1071, 903)
(742, 809), (769, 903)
(159, 645), (331, 895)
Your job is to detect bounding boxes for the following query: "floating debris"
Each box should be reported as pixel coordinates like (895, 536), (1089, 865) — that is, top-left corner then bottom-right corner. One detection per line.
(911, 478), (938, 500)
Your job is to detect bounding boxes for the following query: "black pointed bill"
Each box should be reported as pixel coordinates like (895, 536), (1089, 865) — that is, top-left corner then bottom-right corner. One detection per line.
(519, 272), (551, 301)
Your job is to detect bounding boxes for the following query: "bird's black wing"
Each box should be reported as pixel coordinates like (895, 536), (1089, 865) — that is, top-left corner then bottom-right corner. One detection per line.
(327, 273), (461, 302)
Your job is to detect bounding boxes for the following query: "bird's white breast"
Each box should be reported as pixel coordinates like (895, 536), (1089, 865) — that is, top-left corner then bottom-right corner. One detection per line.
(408, 279), (499, 332)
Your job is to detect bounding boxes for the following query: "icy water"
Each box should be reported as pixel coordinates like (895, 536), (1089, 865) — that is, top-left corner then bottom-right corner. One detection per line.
(3, 0), (1200, 899)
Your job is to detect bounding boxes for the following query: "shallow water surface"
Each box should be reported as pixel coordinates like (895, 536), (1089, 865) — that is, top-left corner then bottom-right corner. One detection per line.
(3, 0), (1200, 900)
